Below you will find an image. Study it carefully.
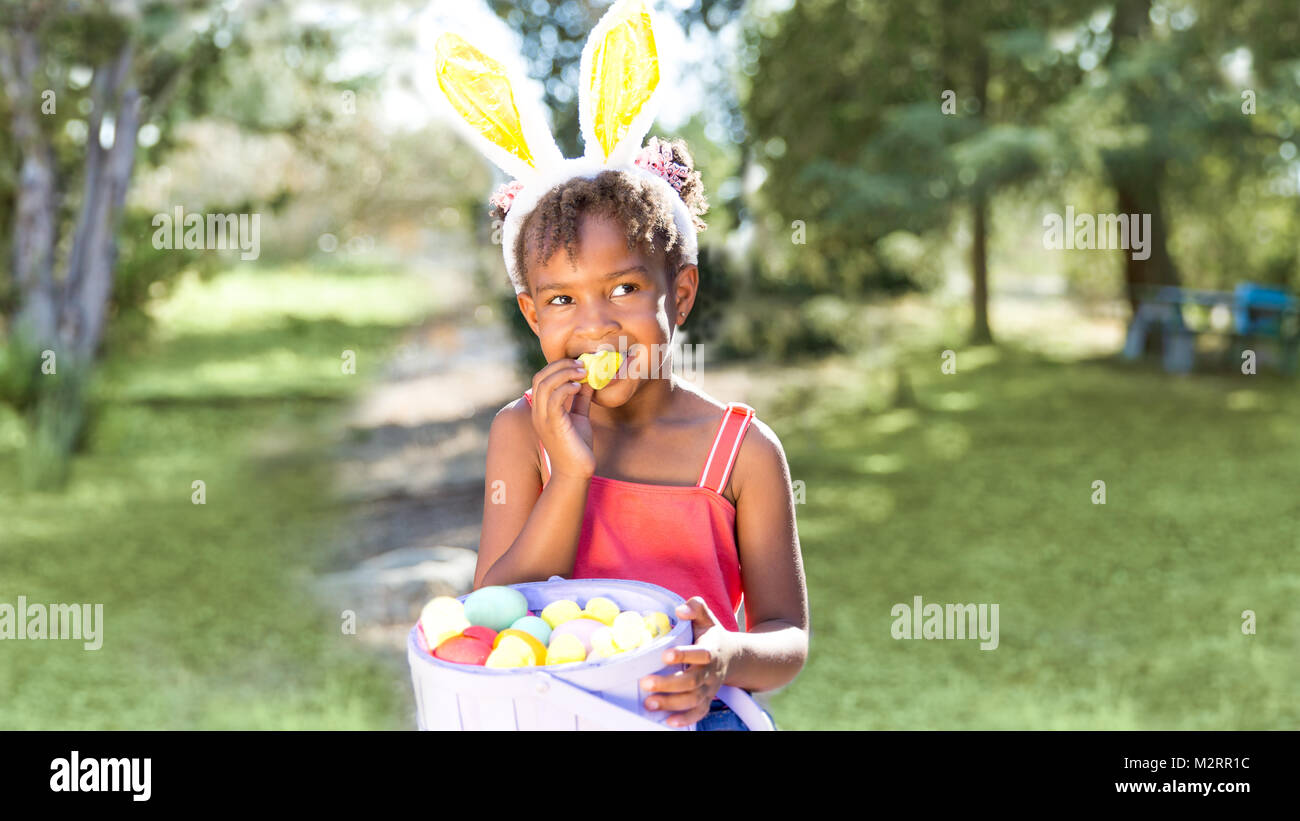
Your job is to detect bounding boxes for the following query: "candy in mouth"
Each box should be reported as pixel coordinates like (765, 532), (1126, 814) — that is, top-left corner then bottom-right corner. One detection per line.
(577, 350), (623, 390)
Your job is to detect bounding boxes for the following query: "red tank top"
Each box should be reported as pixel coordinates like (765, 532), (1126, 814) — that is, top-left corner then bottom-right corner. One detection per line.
(522, 390), (756, 632)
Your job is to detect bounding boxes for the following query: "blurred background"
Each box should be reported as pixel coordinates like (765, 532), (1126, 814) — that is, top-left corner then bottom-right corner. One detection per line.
(1, 0), (1297, 729)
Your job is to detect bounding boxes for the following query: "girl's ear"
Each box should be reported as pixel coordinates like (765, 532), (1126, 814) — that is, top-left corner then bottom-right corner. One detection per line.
(517, 291), (542, 337)
(579, 0), (664, 167)
(672, 264), (699, 326)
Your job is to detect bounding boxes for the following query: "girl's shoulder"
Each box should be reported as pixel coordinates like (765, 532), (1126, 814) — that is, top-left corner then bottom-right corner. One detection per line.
(677, 384), (789, 502)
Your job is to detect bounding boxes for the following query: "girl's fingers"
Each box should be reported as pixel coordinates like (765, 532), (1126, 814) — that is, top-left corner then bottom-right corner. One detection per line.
(666, 703), (713, 728)
(641, 667), (703, 694)
(644, 684), (710, 713)
(570, 381), (594, 418)
(662, 646), (714, 667)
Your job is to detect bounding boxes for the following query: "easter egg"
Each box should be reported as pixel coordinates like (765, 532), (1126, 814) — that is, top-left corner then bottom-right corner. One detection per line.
(434, 635), (492, 665)
(549, 617), (605, 653)
(423, 596), (465, 620)
(544, 633), (587, 666)
(541, 599), (582, 629)
(494, 629), (548, 665)
(578, 350), (623, 390)
(509, 615), (552, 646)
(463, 625), (498, 645)
(485, 634), (537, 668)
(582, 597), (620, 626)
(642, 611), (672, 638)
(589, 626), (618, 659)
(612, 611), (652, 651)
(464, 585), (528, 632)
(419, 599), (470, 648)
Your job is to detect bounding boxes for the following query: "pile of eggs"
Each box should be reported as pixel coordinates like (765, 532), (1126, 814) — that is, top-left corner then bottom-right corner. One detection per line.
(419, 585), (674, 669)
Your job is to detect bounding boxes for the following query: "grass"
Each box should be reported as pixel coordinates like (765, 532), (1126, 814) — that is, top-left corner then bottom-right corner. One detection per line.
(3, 273), (1297, 730)
(0, 263), (437, 729)
(761, 329), (1300, 729)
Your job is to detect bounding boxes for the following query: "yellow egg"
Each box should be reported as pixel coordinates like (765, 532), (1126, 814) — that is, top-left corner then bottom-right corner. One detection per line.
(643, 611), (671, 638)
(422, 596), (465, 620)
(582, 597), (620, 626)
(612, 611), (650, 650)
(541, 599), (583, 629)
(589, 626), (617, 659)
(485, 635), (536, 668)
(545, 633), (587, 665)
(494, 629), (548, 665)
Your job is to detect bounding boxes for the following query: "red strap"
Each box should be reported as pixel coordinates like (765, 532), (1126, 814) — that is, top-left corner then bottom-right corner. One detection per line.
(697, 403), (756, 493)
(524, 391), (755, 493)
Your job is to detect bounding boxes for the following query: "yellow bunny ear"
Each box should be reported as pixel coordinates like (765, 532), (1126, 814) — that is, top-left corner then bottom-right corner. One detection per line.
(579, 0), (662, 165)
(436, 32), (557, 180)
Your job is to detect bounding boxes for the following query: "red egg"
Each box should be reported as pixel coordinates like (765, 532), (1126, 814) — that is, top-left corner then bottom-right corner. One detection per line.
(463, 626), (497, 645)
(434, 635), (493, 665)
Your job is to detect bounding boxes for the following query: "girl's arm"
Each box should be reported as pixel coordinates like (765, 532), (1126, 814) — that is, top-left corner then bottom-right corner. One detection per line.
(724, 418), (810, 692)
(473, 399), (589, 589)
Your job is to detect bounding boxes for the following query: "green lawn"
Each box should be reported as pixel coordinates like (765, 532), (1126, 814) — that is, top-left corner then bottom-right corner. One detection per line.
(0, 264), (436, 729)
(764, 340), (1300, 729)
(4, 272), (1297, 730)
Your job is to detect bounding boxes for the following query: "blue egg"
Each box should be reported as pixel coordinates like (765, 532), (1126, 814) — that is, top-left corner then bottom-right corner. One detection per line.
(509, 615), (553, 646)
(464, 586), (528, 632)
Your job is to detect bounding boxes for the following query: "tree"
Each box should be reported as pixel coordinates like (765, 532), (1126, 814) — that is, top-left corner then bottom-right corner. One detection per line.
(0, 0), (346, 488)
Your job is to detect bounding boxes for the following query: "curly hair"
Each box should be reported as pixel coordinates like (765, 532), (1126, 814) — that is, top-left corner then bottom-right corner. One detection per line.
(493, 137), (708, 294)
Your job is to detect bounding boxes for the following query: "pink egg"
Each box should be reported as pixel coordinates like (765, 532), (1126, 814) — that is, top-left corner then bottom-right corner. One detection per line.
(548, 617), (605, 653)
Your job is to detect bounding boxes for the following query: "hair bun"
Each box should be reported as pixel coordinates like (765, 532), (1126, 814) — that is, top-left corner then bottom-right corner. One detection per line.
(637, 136), (708, 232)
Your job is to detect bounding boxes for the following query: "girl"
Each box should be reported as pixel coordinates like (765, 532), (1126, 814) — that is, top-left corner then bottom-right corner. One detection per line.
(474, 137), (809, 731)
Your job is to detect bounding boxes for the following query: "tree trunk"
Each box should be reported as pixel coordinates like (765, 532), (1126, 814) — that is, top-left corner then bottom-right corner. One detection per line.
(969, 44), (993, 345)
(2, 26), (142, 488)
(63, 41), (141, 363)
(0, 28), (60, 352)
(1107, 0), (1183, 345)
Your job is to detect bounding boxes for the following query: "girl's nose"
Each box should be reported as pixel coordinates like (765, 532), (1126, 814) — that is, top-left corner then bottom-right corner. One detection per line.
(574, 300), (618, 338)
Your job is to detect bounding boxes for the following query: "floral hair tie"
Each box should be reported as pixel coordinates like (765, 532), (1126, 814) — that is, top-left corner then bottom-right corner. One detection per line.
(634, 141), (691, 197)
(489, 179), (526, 216)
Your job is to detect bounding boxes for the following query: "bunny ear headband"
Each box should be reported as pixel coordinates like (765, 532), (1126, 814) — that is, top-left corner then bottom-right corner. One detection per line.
(434, 0), (698, 294)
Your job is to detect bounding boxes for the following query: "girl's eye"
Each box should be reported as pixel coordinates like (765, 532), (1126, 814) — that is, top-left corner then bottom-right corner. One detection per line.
(543, 283), (634, 306)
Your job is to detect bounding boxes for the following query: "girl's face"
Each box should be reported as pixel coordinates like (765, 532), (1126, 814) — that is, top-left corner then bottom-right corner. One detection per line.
(516, 211), (699, 408)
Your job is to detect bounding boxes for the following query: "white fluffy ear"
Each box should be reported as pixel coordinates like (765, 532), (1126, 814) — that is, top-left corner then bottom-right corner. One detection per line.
(578, 0), (666, 168)
(434, 31), (565, 183)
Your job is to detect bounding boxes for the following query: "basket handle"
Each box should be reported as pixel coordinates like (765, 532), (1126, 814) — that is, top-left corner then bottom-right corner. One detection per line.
(530, 671), (673, 731)
(715, 685), (776, 731)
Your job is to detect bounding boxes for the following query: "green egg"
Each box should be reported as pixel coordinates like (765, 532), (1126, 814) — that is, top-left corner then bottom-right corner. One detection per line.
(464, 586), (528, 632)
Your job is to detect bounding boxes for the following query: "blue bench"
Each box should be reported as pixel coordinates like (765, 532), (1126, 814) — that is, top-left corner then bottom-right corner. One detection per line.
(1123, 283), (1299, 374)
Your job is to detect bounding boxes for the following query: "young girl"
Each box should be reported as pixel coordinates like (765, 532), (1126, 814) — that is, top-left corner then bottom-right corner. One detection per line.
(474, 137), (809, 731)
(436, 0), (807, 730)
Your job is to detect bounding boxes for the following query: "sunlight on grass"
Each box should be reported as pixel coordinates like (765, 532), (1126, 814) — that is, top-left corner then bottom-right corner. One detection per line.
(0, 263), (428, 729)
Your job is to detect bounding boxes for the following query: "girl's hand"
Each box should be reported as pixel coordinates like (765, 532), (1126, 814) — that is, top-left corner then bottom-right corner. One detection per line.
(530, 358), (596, 480)
(640, 597), (734, 728)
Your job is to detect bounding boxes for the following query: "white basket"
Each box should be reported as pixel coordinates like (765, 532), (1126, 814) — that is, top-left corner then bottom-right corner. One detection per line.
(407, 577), (773, 731)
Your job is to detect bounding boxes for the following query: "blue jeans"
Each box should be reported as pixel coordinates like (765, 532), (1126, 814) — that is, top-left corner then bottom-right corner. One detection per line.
(694, 698), (776, 731)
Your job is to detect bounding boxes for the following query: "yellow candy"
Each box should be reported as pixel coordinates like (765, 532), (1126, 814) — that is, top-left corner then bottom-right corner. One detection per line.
(582, 596), (620, 626)
(643, 611), (671, 638)
(545, 633), (587, 666)
(578, 350), (623, 391)
(612, 611), (651, 651)
(485, 635), (537, 668)
(541, 599), (583, 629)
